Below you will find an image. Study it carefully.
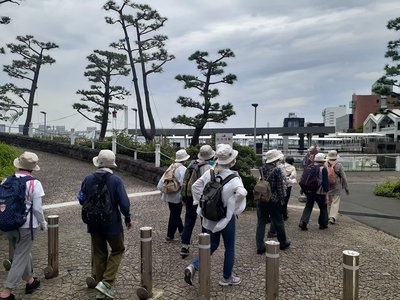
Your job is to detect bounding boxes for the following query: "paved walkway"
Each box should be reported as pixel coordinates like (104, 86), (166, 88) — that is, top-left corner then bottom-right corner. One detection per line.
(1, 150), (400, 299)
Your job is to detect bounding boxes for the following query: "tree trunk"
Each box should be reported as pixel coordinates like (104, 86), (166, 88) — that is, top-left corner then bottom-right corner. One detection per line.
(23, 58), (41, 135)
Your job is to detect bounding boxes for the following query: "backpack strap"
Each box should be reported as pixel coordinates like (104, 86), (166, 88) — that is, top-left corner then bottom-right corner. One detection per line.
(221, 173), (238, 186)
(259, 167), (264, 180)
(209, 169), (216, 182)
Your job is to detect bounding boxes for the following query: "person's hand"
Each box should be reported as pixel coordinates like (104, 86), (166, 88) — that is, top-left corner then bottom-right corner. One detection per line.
(40, 221), (48, 231)
(126, 222), (132, 230)
(345, 188), (350, 195)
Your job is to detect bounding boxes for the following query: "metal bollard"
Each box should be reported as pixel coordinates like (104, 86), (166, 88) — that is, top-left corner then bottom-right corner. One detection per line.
(137, 227), (153, 300)
(265, 240), (280, 300)
(44, 215), (59, 279)
(343, 250), (360, 300)
(198, 233), (211, 299)
(3, 240), (14, 271)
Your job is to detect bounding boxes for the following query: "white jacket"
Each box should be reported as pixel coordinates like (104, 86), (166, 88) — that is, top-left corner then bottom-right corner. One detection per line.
(192, 168), (247, 233)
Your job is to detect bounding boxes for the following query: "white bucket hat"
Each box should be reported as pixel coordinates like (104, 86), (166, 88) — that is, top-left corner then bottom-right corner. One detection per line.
(216, 144), (238, 165)
(175, 149), (190, 162)
(326, 150), (339, 160)
(265, 149), (283, 163)
(198, 145), (215, 161)
(13, 151), (40, 171)
(93, 149), (117, 168)
(314, 153), (326, 162)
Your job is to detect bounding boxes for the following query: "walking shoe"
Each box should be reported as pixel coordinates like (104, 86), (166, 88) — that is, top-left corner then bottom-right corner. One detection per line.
(180, 247), (190, 258)
(267, 231), (277, 238)
(257, 248), (266, 255)
(184, 264), (196, 285)
(95, 281), (114, 299)
(0, 294), (18, 300)
(86, 276), (97, 288)
(218, 274), (241, 286)
(319, 224), (328, 230)
(298, 221), (308, 231)
(329, 217), (336, 225)
(25, 277), (40, 294)
(280, 240), (291, 250)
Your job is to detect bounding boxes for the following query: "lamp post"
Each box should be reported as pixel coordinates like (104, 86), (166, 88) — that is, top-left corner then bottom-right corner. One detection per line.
(251, 103), (258, 151)
(132, 108), (138, 143)
(40, 111), (47, 136)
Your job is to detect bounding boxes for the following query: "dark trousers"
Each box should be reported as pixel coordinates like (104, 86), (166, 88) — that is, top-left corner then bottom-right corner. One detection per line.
(181, 197), (205, 245)
(167, 202), (183, 239)
(300, 192), (329, 226)
(256, 201), (287, 251)
(282, 186), (292, 218)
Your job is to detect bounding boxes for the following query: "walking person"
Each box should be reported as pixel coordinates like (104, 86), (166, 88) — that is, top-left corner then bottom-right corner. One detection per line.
(184, 144), (247, 286)
(282, 156), (297, 220)
(180, 145), (215, 258)
(255, 149), (291, 255)
(0, 152), (47, 300)
(325, 150), (349, 224)
(298, 153), (329, 231)
(157, 149), (190, 242)
(78, 149), (132, 299)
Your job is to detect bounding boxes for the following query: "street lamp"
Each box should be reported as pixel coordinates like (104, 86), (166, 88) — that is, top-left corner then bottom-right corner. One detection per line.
(40, 111), (47, 136)
(251, 103), (258, 151)
(132, 108), (138, 142)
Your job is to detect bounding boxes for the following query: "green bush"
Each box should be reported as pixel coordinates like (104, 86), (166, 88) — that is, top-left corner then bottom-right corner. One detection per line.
(0, 143), (21, 181)
(374, 180), (400, 199)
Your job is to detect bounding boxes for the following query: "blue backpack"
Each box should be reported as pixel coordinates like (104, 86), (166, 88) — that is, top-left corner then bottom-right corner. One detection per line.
(0, 175), (34, 232)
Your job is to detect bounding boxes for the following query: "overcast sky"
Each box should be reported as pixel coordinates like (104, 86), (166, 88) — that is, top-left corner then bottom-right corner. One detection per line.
(1, 0), (399, 132)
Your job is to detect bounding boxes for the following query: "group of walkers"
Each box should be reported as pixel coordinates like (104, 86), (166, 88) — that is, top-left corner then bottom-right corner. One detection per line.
(0, 143), (349, 299)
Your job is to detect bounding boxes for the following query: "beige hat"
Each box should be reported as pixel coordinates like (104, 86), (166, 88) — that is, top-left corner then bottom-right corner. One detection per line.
(13, 151), (40, 171)
(93, 149), (117, 168)
(216, 144), (238, 165)
(314, 153), (326, 162)
(175, 149), (190, 162)
(198, 145), (215, 161)
(265, 149), (283, 163)
(326, 150), (339, 160)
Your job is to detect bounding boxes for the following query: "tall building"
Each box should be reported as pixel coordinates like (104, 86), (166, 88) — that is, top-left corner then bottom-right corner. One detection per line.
(322, 105), (347, 127)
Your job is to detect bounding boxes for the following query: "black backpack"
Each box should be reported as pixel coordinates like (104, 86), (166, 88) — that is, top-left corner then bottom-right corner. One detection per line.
(199, 169), (238, 222)
(82, 173), (113, 227)
(0, 175), (34, 232)
(299, 164), (320, 193)
(181, 160), (206, 199)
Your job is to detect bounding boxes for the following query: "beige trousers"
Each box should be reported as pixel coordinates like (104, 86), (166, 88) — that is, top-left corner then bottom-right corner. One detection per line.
(327, 194), (341, 220)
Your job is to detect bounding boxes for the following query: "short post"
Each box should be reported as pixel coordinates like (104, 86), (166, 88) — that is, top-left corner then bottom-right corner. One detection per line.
(198, 233), (211, 299)
(343, 250), (360, 300)
(265, 240), (280, 300)
(28, 122), (33, 137)
(134, 150), (137, 160)
(396, 155), (400, 172)
(3, 240), (14, 271)
(70, 128), (75, 145)
(44, 215), (59, 279)
(137, 227), (153, 300)
(155, 144), (160, 168)
(112, 133), (117, 154)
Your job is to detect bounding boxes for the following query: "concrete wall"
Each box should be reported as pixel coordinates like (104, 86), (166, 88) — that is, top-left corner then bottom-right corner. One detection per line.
(0, 133), (164, 185)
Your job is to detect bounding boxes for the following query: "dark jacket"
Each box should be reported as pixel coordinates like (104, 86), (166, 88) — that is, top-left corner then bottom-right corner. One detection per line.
(78, 170), (131, 235)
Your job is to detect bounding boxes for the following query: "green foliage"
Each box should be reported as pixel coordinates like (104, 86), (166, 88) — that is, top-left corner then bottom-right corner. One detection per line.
(0, 143), (21, 180)
(374, 179), (400, 199)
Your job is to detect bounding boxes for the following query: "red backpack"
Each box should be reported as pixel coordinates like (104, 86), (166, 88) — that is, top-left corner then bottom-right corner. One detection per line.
(325, 161), (338, 185)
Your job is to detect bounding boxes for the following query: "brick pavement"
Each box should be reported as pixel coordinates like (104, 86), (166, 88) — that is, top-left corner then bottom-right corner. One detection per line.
(1, 150), (400, 299)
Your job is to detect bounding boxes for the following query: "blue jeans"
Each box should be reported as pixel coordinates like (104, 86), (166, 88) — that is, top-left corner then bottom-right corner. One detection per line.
(300, 192), (328, 226)
(181, 197), (205, 245)
(192, 215), (236, 279)
(256, 201), (287, 251)
(167, 202), (183, 239)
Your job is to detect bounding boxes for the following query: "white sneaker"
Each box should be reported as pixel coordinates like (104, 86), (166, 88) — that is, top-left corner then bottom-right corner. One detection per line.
(95, 281), (114, 299)
(329, 217), (336, 225)
(184, 264), (196, 285)
(218, 274), (241, 286)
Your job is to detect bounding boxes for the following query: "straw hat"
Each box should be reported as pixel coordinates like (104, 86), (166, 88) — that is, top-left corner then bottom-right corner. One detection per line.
(93, 149), (117, 168)
(198, 145), (215, 161)
(314, 153), (326, 162)
(265, 149), (283, 163)
(175, 149), (190, 162)
(13, 152), (40, 171)
(215, 144), (238, 165)
(326, 150), (339, 160)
